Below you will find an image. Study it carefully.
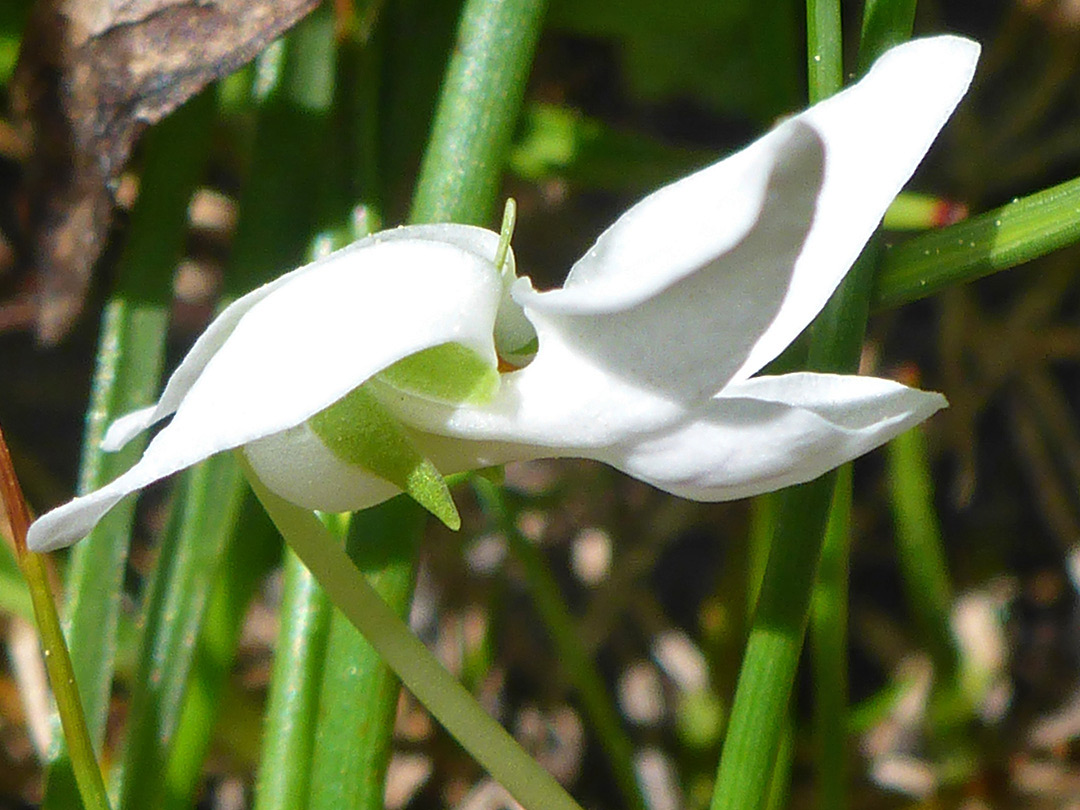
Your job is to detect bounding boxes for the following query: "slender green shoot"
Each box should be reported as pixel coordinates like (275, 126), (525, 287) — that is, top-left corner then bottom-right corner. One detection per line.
(0, 427), (112, 810)
(239, 456), (584, 810)
(810, 466), (853, 810)
(875, 174), (1080, 310)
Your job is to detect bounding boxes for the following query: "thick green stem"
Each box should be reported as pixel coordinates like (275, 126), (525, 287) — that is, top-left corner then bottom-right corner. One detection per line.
(807, 0), (842, 103)
(410, 0), (547, 225)
(310, 1), (548, 807)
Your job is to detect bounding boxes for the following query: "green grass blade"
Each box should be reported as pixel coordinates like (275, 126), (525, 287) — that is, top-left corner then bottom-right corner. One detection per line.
(163, 498), (281, 810)
(810, 466), (852, 810)
(251, 551), (332, 810)
(115, 457), (248, 810)
(42, 90), (214, 810)
(305, 500), (424, 810)
(886, 426), (958, 680)
(764, 714), (795, 810)
(474, 479), (647, 810)
(409, 0), (548, 225)
(874, 175), (1080, 310)
(858, 0), (916, 71)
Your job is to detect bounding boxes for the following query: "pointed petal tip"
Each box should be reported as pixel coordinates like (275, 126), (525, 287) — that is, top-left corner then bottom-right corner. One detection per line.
(872, 34), (980, 106)
(100, 406), (157, 452)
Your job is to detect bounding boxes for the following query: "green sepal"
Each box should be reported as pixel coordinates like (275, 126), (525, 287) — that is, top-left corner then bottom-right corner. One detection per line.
(377, 342), (499, 404)
(310, 386), (461, 530)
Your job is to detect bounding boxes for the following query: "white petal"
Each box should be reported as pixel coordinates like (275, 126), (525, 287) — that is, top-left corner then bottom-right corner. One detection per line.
(733, 35), (980, 379)
(513, 35), (979, 402)
(373, 332), (684, 451)
(242, 422), (401, 513)
(28, 234), (502, 552)
(102, 263), (309, 451)
(103, 224), (504, 451)
(599, 373), (946, 501)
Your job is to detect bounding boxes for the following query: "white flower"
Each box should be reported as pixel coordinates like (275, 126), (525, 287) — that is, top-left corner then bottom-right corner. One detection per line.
(27, 35), (979, 553)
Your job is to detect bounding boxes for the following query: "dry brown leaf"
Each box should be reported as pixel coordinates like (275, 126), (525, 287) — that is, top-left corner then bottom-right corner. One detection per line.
(11, 0), (320, 343)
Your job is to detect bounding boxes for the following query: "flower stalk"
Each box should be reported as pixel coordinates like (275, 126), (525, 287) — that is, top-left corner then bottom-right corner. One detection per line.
(240, 455), (586, 810)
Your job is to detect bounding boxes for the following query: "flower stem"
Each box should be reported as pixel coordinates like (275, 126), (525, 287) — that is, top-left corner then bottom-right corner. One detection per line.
(240, 459), (585, 810)
(0, 427), (113, 810)
(305, 502), (424, 810)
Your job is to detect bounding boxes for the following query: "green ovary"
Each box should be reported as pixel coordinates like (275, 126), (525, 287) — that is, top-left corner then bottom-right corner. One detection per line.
(309, 385), (460, 530)
(377, 342), (499, 403)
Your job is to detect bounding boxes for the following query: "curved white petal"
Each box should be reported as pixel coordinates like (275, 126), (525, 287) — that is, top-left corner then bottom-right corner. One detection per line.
(599, 373), (946, 501)
(103, 224), (505, 451)
(513, 35), (979, 403)
(733, 35), (979, 379)
(102, 262), (311, 451)
(374, 337), (684, 451)
(242, 422), (401, 513)
(28, 236), (502, 552)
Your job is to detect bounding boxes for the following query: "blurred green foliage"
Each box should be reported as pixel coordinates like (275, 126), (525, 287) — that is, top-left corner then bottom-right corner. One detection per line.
(548, 0), (802, 122)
